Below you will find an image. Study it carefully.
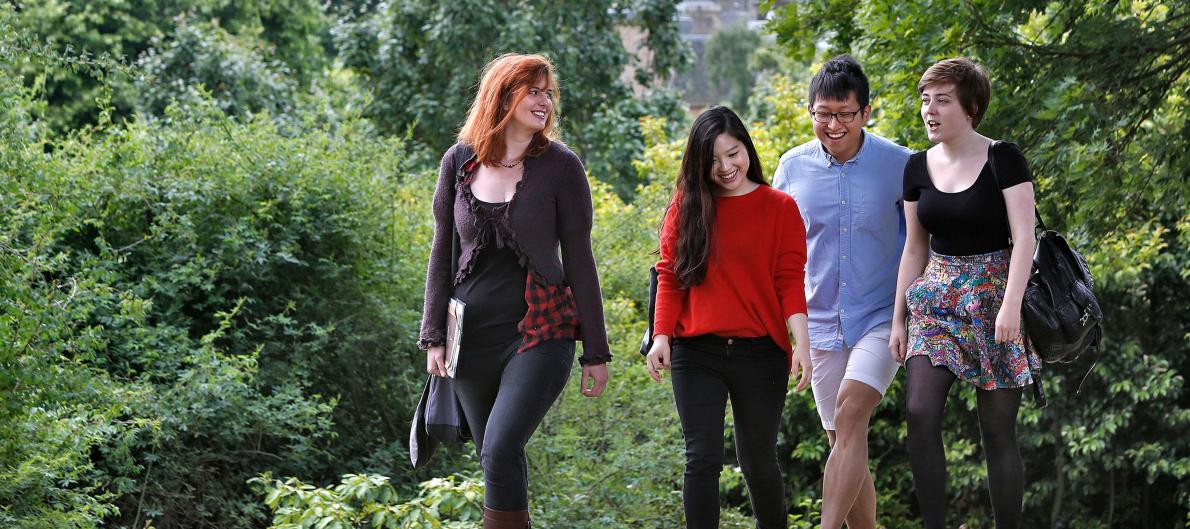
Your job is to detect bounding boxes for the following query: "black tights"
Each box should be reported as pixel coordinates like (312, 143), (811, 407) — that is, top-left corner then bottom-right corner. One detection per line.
(905, 356), (1024, 529)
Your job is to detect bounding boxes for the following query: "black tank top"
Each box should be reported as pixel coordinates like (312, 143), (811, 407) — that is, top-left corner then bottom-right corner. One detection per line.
(453, 200), (528, 348)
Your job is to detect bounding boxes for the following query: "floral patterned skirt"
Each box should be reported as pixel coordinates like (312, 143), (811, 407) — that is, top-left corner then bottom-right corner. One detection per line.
(906, 249), (1041, 389)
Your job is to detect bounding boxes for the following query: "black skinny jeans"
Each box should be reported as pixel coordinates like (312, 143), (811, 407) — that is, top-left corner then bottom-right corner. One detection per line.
(671, 335), (789, 529)
(453, 338), (575, 511)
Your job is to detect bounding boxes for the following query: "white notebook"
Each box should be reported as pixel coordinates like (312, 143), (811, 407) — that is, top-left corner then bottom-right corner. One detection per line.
(444, 297), (466, 378)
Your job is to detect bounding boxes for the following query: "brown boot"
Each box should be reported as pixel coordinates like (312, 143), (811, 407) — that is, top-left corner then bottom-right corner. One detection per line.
(482, 506), (529, 529)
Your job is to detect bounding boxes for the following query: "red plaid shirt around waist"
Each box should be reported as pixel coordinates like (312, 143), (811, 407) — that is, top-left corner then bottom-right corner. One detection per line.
(516, 272), (583, 356)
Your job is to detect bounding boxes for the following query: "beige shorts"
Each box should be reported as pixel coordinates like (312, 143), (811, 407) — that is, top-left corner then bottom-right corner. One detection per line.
(810, 322), (899, 431)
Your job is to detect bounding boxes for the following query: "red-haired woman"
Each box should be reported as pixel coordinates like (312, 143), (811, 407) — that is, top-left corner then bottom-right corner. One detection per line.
(646, 106), (812, 529)
(418, 53), (610, 529)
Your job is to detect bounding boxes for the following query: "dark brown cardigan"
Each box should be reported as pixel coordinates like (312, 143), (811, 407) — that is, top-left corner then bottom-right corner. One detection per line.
(418, 141), (611, 365)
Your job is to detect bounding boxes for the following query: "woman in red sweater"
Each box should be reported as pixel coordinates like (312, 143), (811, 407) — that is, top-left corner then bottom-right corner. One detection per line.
(646, 106), (812, 529)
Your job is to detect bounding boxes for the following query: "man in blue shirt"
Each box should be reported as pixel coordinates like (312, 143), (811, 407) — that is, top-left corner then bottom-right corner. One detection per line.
(772, 55), (911, 529)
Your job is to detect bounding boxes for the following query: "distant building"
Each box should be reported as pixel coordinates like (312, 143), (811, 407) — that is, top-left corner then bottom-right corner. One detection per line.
(675, 0), (766, 114)
(618, 24), (653, 99)
(619, 1), (779, 112)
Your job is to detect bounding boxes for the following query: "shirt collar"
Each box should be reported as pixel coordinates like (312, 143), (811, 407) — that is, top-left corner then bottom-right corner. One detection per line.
(819, 130), (868, 168)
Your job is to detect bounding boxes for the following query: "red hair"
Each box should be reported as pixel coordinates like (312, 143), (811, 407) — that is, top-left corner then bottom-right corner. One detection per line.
(458, 53), (559, 165)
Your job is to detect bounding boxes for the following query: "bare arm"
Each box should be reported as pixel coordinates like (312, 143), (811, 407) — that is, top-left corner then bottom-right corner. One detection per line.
(995, 182), (1036, 342)
(786, 312), (811, 390)
(889, 200), (930, 363)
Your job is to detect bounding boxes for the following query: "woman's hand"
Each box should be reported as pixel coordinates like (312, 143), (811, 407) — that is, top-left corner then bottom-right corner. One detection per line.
(791, 343), (812, 391)
(426, 345), (447, 377)
(580, 363), (609, 397)
(995, 302), (1023, 344)
(645, 335), (672, 382)
(889, 321), (908, 365)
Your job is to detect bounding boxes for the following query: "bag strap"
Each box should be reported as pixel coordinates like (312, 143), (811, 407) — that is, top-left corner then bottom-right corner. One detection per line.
(987, 140), (1047, 231)
(1022, 332), (1046, 407)
(989, 141), (1047, 407)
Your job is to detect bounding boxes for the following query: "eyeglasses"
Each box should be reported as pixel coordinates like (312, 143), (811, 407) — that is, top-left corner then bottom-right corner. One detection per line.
(809, 109), (863, 123)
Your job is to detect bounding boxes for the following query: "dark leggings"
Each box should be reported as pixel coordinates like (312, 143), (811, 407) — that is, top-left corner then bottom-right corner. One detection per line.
(905, 356), (1024, 529)
(670, 335), (789, 529)
(453, 338), (574, 511)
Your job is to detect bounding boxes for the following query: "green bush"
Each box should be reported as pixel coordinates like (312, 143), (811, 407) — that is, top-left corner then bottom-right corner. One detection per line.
(0, 75), (448, 525)
(0, 0), (329, 133)
(250, 472), (484, 529)
(3, 2), (1187, 527)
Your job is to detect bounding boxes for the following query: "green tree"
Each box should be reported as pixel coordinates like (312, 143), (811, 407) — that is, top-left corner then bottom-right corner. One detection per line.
(135, 16), (300, 121)
(763, 0), (1190, 526)
(704, 24), (763, 115)
(0, 56), (430, 525)
(2, 0), (329, 132)
(332, 0), (690, 195)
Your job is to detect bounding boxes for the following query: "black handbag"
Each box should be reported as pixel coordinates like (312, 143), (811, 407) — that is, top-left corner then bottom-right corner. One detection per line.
(639, 265), (659, 356)
(988, 141), (1103, 364)
(410, 375), (472, 468)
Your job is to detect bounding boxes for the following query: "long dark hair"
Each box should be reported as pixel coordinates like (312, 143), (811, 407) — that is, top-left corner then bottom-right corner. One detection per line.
(671, 106), (767, 288)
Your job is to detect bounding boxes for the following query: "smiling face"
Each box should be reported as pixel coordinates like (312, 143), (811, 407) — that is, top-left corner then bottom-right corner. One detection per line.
(507, 76), (554, 137)
(920, 82), (972, 143)
(810, 91), (869, 163)
(709, 133), (754, 196)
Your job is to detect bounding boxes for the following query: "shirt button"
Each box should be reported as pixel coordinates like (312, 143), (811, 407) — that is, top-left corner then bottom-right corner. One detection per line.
(841, 200), (847, 204)
(842, 227), (848, 232)
(727, 338), (734, 345)
(842, 282), (848, 287)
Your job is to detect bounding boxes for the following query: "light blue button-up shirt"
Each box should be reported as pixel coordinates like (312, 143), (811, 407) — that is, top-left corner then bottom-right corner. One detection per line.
(772, 131), (912, 351)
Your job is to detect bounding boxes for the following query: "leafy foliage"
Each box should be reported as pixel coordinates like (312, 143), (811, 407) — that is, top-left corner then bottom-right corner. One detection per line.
(763, 0), (1190, 526)
(704, 25), (763, 115)
(135, 16), (300, 122)
(332, 0), (691, 195)
(0, 58), (438, 524)
(251, 473), (484, 529)
(2, 0), (329, 132)
(1, 2), (1186, 529)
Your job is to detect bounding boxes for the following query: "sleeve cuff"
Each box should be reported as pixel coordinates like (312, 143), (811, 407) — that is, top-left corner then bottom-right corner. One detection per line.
(417, 330), (445, 350)
(578, 353), (612, 366)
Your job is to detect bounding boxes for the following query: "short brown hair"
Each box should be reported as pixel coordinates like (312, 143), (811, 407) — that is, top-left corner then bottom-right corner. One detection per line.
(917, 58), (991, 128)
(458, 53), (559, 165)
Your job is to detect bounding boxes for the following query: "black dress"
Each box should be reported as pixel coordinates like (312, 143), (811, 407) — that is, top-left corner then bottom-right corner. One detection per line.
(452, 199), (529, 351)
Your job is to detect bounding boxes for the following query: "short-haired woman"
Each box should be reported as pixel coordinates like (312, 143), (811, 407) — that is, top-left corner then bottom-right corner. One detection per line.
(418, 53), (611, 529)
(647, 106), (812, 529)
(889, 57), (1041, 529)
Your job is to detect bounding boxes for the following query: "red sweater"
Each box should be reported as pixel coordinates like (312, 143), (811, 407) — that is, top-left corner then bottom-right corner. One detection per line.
(654, 185), (808, 366)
